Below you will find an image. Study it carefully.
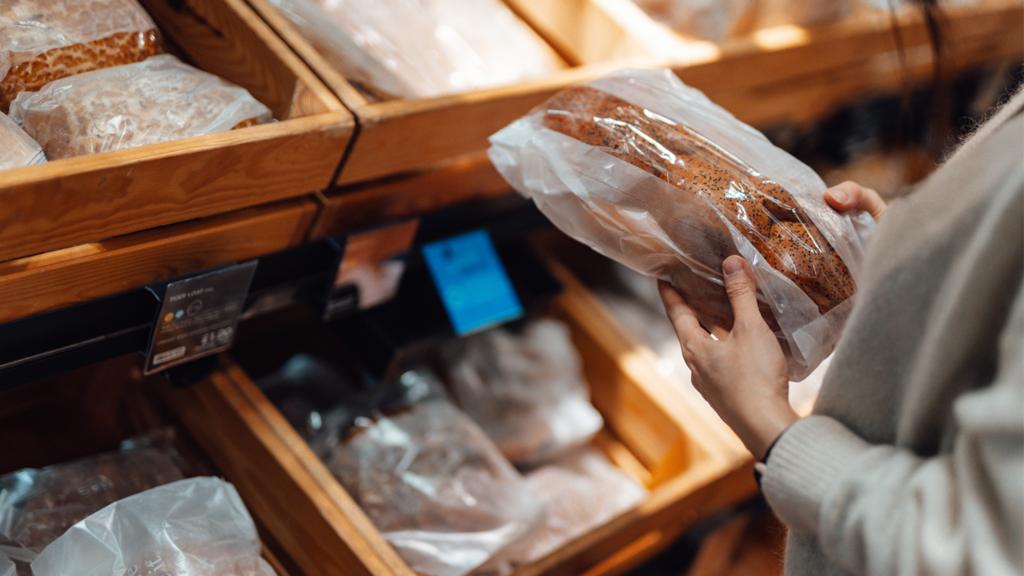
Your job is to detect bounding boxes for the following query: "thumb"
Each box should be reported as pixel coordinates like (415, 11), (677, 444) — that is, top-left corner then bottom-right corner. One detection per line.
(825, 181), (886, 220)
(723, 256), (761, 328)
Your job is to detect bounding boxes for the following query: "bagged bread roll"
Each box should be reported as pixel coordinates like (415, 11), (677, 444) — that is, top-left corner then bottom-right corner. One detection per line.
(443, 318), (603, 466)
(477, 448), (647, 575)
(29, 478), (275, 576)
(8, 55), (273, 159)
(265, 0), (563, 99)
(0, 443), (184, 551)
(0, 0), (163, 112)
(0, 111), (44, 170)
(489, 69), (870, 380)
(326, 369), (541, 576)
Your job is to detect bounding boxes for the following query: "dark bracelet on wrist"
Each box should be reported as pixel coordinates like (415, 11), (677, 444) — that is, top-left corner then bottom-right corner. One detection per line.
(753, 430), (786, 491)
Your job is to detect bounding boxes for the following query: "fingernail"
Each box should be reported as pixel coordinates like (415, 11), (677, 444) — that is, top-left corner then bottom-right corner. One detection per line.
(829, 188), (848, 203)
(723, 256), (744, 275)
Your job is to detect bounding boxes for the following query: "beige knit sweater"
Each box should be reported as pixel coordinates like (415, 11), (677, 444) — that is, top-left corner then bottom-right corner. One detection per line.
(763, 91), (1024, 576)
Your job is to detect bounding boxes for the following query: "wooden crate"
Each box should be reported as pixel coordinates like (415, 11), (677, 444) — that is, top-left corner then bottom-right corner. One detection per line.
(0, 355), (291, 574)
(0, 0), (354, 263)
(0, 198), (318, 324)
(162, 268), (756, 575)
(245, 0), (644, 186)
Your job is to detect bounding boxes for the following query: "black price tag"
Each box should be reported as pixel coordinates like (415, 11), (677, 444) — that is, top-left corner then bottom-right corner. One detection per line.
(144, 261), (257, 374)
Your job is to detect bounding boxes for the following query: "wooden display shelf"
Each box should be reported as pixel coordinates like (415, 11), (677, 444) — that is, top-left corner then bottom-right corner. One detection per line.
(0, 0), (354, 264)
(310, 152), (513, 240)
(161, 264), (755, 576)
(0, 355), (291, 574)
(0, 198), (318, 324)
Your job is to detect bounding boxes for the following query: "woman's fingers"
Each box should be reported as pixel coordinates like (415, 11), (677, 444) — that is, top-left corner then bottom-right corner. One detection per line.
(825, 180), (887, 220)
(659, 280), (710, 345)
(722, 256), (762, 329)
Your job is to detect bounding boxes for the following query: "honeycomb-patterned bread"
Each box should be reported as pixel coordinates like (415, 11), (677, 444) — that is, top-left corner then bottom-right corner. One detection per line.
(541, 86), (854, 329)
(0, 111), (43, 170)
(8, 54), (273, 160)
(0, 0), (163, 112)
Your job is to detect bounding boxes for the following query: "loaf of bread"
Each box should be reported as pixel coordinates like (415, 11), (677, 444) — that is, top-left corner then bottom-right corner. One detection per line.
(29, 478), (275, 576)
(443, 317), (602, 466)
(0, 447), (183, 551)
(326, 369), (541, 576)
(267, 0), (563, 99)
(0, 111), (44, 170)
(0, 0), (163, 112)
(542, 85), (854, 316)
(8, 55), (273, 160)
(490, 69), (868, 379)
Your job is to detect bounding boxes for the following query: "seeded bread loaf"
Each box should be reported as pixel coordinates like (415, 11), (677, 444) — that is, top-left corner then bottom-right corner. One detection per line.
(9, 55), (273, 160)
(0, 0), (163, 112)
(541, 86), (853, 323)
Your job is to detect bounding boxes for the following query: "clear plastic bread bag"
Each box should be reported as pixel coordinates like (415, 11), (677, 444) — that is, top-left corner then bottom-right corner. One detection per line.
(327, 369), (542, 576)
(8, 54), (272, 160)
(0, 437), (185, 553)
(265, 0), (562, 99)
(29, 477), (275, 576)
(477, 447), (647, 575)
(443, 318), (603, 466)
(0, 112), (44, 170)
(489, 68), (872, 380)
(0, 0), (162, 111)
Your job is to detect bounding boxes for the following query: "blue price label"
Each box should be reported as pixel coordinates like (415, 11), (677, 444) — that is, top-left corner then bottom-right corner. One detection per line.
(422, 230), (523, 336)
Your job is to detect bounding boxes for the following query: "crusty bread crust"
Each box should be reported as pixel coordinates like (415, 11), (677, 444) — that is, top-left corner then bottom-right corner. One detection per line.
(1, 30), (162, 113)
(541, 86), (853, 323)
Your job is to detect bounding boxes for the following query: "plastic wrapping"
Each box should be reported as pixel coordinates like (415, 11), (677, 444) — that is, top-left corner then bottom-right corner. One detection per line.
(325, 369), (541, 576)
(478, 448), (648, 575)
(0, 441), (184, 553)
(490, 69), (868, 380)
(29, 477), (275, 576)
(634, 0), (753, 41)
(0, 0), (162, 111)
(0, 112), (44, 170)
(0, 555), (11, 576)
(9, 54), (273, 160)
(266, 0), (563, 99)
(443, 318), (603, 466)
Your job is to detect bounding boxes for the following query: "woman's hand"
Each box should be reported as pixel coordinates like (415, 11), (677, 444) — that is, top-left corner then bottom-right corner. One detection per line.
(659, 256), (798, 460)
(825, 180), (887, 220)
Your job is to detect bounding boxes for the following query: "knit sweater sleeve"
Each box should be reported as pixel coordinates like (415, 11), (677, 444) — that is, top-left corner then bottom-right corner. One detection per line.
(761, 284), (1024, 576)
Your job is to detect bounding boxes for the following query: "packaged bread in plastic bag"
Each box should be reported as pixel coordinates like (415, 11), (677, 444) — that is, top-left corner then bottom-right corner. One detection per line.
(0, 0), (163, 112)
(489, 68), (870, 380)
(265, 0), (562, 99)
(325, 369), (542, 576)
(0, 112), (43, 170)
(0, 438), (184, 553)
(9, 54), (273, 160)
(29, 477), (275, 576)
(443, 318), (603, 466)
(478, 447), (647, 575)
(634, 0), (753, 41)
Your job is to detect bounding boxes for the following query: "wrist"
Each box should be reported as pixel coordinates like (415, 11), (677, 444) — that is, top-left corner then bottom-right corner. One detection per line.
(734, 402), (799, 460)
